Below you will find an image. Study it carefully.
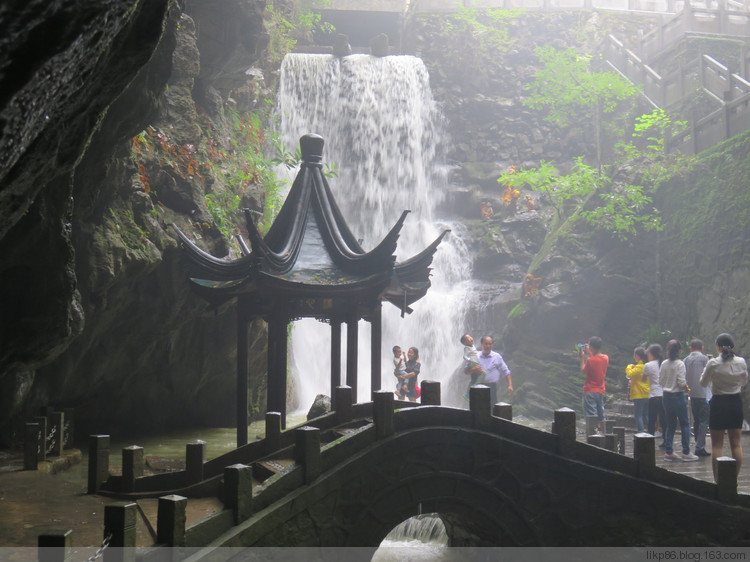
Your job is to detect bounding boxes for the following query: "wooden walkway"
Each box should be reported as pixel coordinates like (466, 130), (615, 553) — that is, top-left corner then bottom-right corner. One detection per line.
(617, 429), (750, 493)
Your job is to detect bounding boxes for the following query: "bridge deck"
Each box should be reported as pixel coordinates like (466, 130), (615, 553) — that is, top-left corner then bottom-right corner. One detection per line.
(621, 429), (750, 489)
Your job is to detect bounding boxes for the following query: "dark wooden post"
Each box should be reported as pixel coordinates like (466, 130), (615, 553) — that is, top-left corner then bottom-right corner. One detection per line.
(634, 433), (656, 478)
(470, 385), (491, 430)
(24, 423), (41, 470)
(554, 408), (576, 456)
(330, 320), (342, 408)
(34, 416), (48, 461)
(265, 411), (282, 451)
(122, 446), (144, 493)
(370, 304), (382, 399)
(420, 380), (441, 405)
(334, 386), (353, 424)
(63, 407), (75, 449)
(49, 411), (64, 457)
(186, 441), (205, 485)
(237, 305), (250, 447)
(294, 427), (321, 484)
(88, 435), (110, 494)
(346, 314), (359, 401)
(224, 464), (253, 524)
(716, 456), (738, 504)
(373, 390), (395, 439)
(493, 402), (512, 420)
(157, 494), (187, 546)
(267, 309), (289, 430)
(38, 529), (73, 562)
(103, 502), (137, 562)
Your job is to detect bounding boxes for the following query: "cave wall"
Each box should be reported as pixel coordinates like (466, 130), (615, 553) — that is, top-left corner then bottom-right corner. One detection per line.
(0, 0), (274, 444)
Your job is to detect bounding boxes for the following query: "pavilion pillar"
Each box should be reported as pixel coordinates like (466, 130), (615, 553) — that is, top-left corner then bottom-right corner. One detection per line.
(236, 305), (250, 447)
(370, 305), (382, 399)
(346, 314), (359, 402)
(330, 320), (342, 408)
(267, 309), (288, 430)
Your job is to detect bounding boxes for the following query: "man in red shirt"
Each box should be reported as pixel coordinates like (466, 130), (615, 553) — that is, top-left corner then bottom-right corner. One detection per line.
(580, 336), (609, 434)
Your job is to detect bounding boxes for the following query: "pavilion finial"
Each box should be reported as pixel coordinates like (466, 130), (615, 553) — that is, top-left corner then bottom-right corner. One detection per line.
(300, 133), (324, 166)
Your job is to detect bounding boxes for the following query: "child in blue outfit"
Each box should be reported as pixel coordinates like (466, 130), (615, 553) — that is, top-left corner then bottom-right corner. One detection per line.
(461, 334), (485, 400)
(393, 345), (408, 398)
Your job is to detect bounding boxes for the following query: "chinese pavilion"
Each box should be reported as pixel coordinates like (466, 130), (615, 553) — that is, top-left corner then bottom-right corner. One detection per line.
(174, 133), (448, 444)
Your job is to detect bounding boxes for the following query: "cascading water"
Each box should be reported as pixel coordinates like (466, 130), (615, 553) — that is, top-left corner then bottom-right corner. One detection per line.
(275, 53), (475, 407)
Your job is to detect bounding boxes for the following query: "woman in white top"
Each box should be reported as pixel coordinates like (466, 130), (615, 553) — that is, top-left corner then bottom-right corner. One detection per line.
(645, 344), (665, 442)
(700, 333), (749, 481)
(659, 340), (698, 461)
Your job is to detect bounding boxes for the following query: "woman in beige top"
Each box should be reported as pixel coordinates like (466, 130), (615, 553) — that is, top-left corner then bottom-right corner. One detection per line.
(700, 333), (749, 481)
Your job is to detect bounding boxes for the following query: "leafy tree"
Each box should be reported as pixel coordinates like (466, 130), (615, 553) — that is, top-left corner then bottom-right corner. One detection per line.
(498, 157), (662, 242)
(525, 46), (638, 167)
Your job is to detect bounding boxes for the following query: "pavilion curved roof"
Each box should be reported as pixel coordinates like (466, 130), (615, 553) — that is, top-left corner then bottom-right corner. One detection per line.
(173, 133), (448, 317)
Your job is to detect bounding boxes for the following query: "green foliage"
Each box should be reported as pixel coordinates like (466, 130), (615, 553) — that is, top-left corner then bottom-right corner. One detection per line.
(525, 46), (638, 128)
(444, 4), (522, 58)
(639, 324), (674, 348)
(616, 107), (692, 186)
(265, 1), (335, 66)
(499, 157), (661, 242)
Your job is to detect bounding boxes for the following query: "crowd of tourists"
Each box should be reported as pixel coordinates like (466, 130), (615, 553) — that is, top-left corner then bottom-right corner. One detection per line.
(582, 333), (748, 482)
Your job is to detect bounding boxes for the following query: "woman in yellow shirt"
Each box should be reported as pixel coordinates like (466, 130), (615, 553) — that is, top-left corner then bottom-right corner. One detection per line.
(626, 347), (650, 432)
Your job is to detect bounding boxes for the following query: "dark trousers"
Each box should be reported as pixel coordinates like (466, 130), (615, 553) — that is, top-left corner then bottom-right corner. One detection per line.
(647, 396), (665, 436)
(690, 397), (709, 451)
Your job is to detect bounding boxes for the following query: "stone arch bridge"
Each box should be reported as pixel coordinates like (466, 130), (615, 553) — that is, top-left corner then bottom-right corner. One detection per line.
(93, 384), (750, 553)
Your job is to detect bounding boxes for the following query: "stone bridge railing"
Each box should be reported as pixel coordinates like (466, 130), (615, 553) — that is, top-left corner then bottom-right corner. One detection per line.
(59, 382), (750, 556)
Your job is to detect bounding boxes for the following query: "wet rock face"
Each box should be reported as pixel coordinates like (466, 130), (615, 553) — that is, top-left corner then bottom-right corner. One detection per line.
(0, 1), (272, 444)
(0, 0), (172, 379)
(0, 1), (173, 239)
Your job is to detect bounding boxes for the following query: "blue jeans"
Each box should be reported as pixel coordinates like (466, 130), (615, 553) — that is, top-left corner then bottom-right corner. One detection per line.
(663, 391), (691, 455)
(633, 398), (649, 432)
(690, 397), (709, 451)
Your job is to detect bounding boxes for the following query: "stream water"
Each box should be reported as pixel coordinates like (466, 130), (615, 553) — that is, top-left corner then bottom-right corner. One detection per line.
(275, 53), (476, 409)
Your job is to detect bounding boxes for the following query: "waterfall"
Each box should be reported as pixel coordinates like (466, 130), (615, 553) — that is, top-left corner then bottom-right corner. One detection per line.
(275, 53), (474, 408)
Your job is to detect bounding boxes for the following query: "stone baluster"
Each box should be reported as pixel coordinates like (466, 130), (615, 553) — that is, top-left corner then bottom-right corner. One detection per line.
(633, 433), (656, 478)
(585, 416), (599, 436)
(587, 434), (605, 448)
(492, 402), (512, 420)
(224, 464), (253, 525)
(334, 386), (353, 424)
(265, 411), (282, 451)
(103, 502), (137, 562)
(157, 494), (187, 546)
(373, 390), (394, 439)
(603, 434), (617, 452)
(716, 456), (738, 504)
(613, 427), (626, 454)
(121, 446), (144, 493)
(294, 426), (321, 484)
(24, 423), (41, 470)
(185, 441), (205, 485)
(38, 529), (73, 562)
(87, 435), (110, 494)
(420, 380), (441, 405)
(554, 408), (577, 456)
(469, 385), (491, 430)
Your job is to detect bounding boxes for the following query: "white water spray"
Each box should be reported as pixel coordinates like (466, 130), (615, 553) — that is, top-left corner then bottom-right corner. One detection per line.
(275, 53), (474, 407)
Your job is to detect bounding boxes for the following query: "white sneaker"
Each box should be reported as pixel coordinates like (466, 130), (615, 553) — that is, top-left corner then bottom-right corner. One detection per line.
(654, 431), (662, 437)
(682, 453), (699, 462)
